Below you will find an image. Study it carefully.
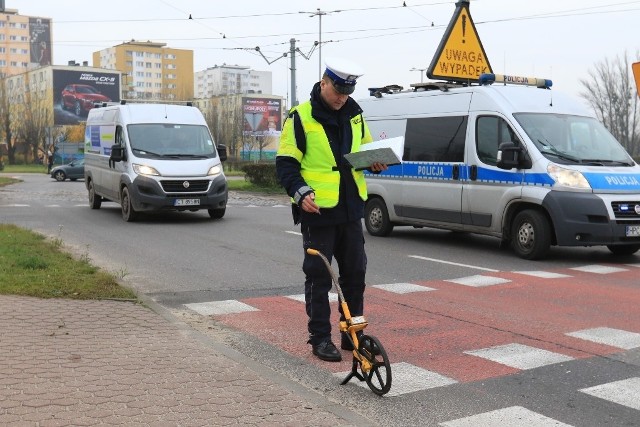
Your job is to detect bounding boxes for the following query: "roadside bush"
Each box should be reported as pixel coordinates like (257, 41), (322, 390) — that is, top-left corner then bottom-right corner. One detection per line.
(241, 163), (279, 187)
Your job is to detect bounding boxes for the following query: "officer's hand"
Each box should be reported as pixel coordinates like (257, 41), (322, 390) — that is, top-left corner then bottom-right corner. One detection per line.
(301, 192), (321, 215)
(370, 162), (388, 172)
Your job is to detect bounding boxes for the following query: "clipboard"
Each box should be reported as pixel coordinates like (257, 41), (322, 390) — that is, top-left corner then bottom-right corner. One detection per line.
(343, 136), (404, 171)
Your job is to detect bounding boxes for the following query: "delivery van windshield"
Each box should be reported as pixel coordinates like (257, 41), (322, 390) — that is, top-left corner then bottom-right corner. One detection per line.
(127, 124), (217, 159)
(514, 113), (634, 166)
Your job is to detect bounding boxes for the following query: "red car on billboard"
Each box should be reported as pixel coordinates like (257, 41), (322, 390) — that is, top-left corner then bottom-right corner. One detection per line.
(60, 84), (111, 116)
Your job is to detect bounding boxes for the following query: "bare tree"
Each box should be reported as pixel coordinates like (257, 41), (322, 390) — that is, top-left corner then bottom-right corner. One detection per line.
(0, 77), (16, 164)
(580, 51), (640, 156)
(12, 76), (51, 163)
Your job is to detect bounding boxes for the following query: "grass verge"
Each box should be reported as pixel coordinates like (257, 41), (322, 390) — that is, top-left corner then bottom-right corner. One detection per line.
(0, 224), (137, 300)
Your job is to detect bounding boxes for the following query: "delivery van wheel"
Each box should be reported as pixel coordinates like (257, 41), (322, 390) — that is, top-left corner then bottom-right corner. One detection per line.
(121, 187), (138, 222)
(607, 244), (640, 256)
(88, 181), (102, 209)
(208, 208), (225, 219)
(511, 209), (551, 260)
(365, 198), (393, 237)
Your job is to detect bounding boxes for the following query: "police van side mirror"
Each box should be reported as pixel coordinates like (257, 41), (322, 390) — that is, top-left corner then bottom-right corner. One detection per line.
(497, 142), (521, 170)
(216, 144), (227, 162)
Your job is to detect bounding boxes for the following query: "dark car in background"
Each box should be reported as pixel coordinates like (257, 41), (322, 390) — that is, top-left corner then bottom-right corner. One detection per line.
(50, 158), (85, 181)
(60, 84), (111, 116)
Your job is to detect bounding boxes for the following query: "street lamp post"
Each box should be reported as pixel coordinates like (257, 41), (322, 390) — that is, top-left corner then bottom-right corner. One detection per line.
(301, 8), (341, 80)
(410, 67), (427, 83)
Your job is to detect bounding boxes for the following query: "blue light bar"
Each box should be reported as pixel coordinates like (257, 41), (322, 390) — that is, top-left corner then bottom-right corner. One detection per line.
(479, 73), (552, 89)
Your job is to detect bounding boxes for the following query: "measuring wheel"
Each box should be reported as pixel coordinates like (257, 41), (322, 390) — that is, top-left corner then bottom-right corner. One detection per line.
(357, 335), (392, 395)
(341, 334), (392, 396)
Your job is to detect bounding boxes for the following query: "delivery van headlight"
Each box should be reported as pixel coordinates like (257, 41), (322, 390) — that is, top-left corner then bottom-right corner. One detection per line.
(547, 163), (591, 189)
(132, 163), (160, 176)
(207, 165), (222, 176)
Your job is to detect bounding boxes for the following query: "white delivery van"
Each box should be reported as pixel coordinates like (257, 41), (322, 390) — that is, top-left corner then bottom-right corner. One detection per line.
(84, 101), (228, 221)
(358, 74), (640, 259)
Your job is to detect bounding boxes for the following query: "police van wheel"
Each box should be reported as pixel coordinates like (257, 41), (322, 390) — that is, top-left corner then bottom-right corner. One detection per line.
(607, 244), (640, 256)
(365, 198), (393, 237)
(88, 180), (102, 209)
(121, 187), (138, 222)
(511, 209), (551, 260)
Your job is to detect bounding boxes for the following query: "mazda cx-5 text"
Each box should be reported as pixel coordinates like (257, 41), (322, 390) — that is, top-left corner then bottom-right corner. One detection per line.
(60, 84), (111, 116)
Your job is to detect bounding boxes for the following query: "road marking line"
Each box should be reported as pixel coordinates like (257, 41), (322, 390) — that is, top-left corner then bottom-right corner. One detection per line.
(566, 327), (640, 350)
(335, 361), (456, 397)
(440, 406), (573, 426)
(284, 230), (302, 236)
(445, 275), (510, 287)
(373, 283), (436, 294)
(464, 343), (573, 370)
(570, 264), (628, 274)
(513, 270), (572, 279)
(185, 300), (259, 316)
(285, 293), (338, 303)
(409, 255), (499, 272)
(580, 377), (640, 411)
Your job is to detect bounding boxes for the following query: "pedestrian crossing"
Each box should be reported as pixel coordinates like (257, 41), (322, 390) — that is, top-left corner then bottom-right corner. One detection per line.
(182, 261), (640, 424)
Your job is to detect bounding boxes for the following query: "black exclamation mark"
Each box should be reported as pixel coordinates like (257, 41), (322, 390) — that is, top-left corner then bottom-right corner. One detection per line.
(462, 15), (466, 44)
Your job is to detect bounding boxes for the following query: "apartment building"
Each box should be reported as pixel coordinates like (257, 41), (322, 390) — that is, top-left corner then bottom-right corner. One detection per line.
(93, 40), (193, 101)
(0, 5), (52, 77)
(195, 64), (272, 99)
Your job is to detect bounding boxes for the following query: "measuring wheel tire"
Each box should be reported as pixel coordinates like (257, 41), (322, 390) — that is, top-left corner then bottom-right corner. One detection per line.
(357, 335), (392, 396)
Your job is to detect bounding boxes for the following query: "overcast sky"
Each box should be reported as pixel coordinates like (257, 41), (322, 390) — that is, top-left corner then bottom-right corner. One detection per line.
(15, 1), (639, 108)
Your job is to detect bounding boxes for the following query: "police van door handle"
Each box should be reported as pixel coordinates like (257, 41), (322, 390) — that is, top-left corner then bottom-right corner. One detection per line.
(452, 164), (459, 180)
(470, 165), (477, 180)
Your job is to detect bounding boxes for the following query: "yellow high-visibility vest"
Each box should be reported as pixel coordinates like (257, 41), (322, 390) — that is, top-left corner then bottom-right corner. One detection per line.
(278, 102), (373, 207)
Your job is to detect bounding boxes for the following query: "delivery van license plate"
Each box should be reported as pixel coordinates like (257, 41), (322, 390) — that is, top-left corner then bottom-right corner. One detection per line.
(175, 199), (200, 206)
(625, 225), (640, 237)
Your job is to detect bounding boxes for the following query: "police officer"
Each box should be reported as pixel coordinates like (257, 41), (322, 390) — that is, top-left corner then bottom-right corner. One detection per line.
(276, 58), (387, 362)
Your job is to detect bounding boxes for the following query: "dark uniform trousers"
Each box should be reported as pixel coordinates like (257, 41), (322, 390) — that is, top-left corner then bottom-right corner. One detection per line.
(301, 220), (367, 345)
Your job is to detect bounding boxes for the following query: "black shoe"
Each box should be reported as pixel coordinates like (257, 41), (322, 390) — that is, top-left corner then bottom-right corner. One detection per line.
(312, 340), (342, 362)
(341, 332), (381, 355)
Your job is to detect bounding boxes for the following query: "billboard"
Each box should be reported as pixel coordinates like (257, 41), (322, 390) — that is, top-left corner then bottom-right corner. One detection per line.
(29, 17), (52, 66)
(242, 97), (282, 137)
(53, 69), (121, 125)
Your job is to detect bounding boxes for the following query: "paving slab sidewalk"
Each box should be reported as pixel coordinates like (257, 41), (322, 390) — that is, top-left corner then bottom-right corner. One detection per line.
(0, 295), (373, 426)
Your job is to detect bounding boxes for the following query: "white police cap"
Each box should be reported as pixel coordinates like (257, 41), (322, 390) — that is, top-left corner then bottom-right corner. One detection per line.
(324, 57), (364, 95)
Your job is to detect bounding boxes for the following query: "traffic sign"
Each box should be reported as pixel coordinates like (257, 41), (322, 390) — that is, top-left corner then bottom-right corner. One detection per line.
(633, 62), (640, 98)
(427, 0), (492, 83)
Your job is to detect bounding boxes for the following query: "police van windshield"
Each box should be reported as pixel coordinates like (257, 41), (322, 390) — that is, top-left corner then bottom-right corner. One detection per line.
(127, 124), (217, 159)
(514, 113), (634, 166)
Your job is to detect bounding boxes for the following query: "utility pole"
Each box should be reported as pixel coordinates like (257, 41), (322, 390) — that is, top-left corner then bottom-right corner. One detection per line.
(290, 39), (297, 107)
(252, 39), (316, 107)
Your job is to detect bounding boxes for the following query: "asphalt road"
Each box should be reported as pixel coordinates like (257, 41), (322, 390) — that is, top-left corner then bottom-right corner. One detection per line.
(2, 172), (640, 426)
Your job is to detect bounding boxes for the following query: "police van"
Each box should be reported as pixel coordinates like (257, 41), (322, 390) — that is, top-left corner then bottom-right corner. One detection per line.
(84, 101), (228, 222)
(358, 74), (640, 259)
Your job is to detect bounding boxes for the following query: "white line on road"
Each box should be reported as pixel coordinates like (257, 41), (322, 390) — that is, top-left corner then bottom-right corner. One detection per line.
(284, 230), (302, 236)
(408, 255), (499, 272)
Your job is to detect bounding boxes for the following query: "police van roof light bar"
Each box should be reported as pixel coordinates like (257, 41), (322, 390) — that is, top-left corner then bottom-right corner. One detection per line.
(479, 73), (552, 89)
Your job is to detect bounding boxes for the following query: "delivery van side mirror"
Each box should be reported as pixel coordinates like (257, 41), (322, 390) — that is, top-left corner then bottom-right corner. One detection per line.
(108, 144), (125, 168)
(216, 144), (227, 162)
(497, 142), (525, 170)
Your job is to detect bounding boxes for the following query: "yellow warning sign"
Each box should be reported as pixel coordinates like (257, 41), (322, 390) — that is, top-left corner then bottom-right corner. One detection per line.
(633, 62), (640, 98)
(427, 1), (492, 82)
